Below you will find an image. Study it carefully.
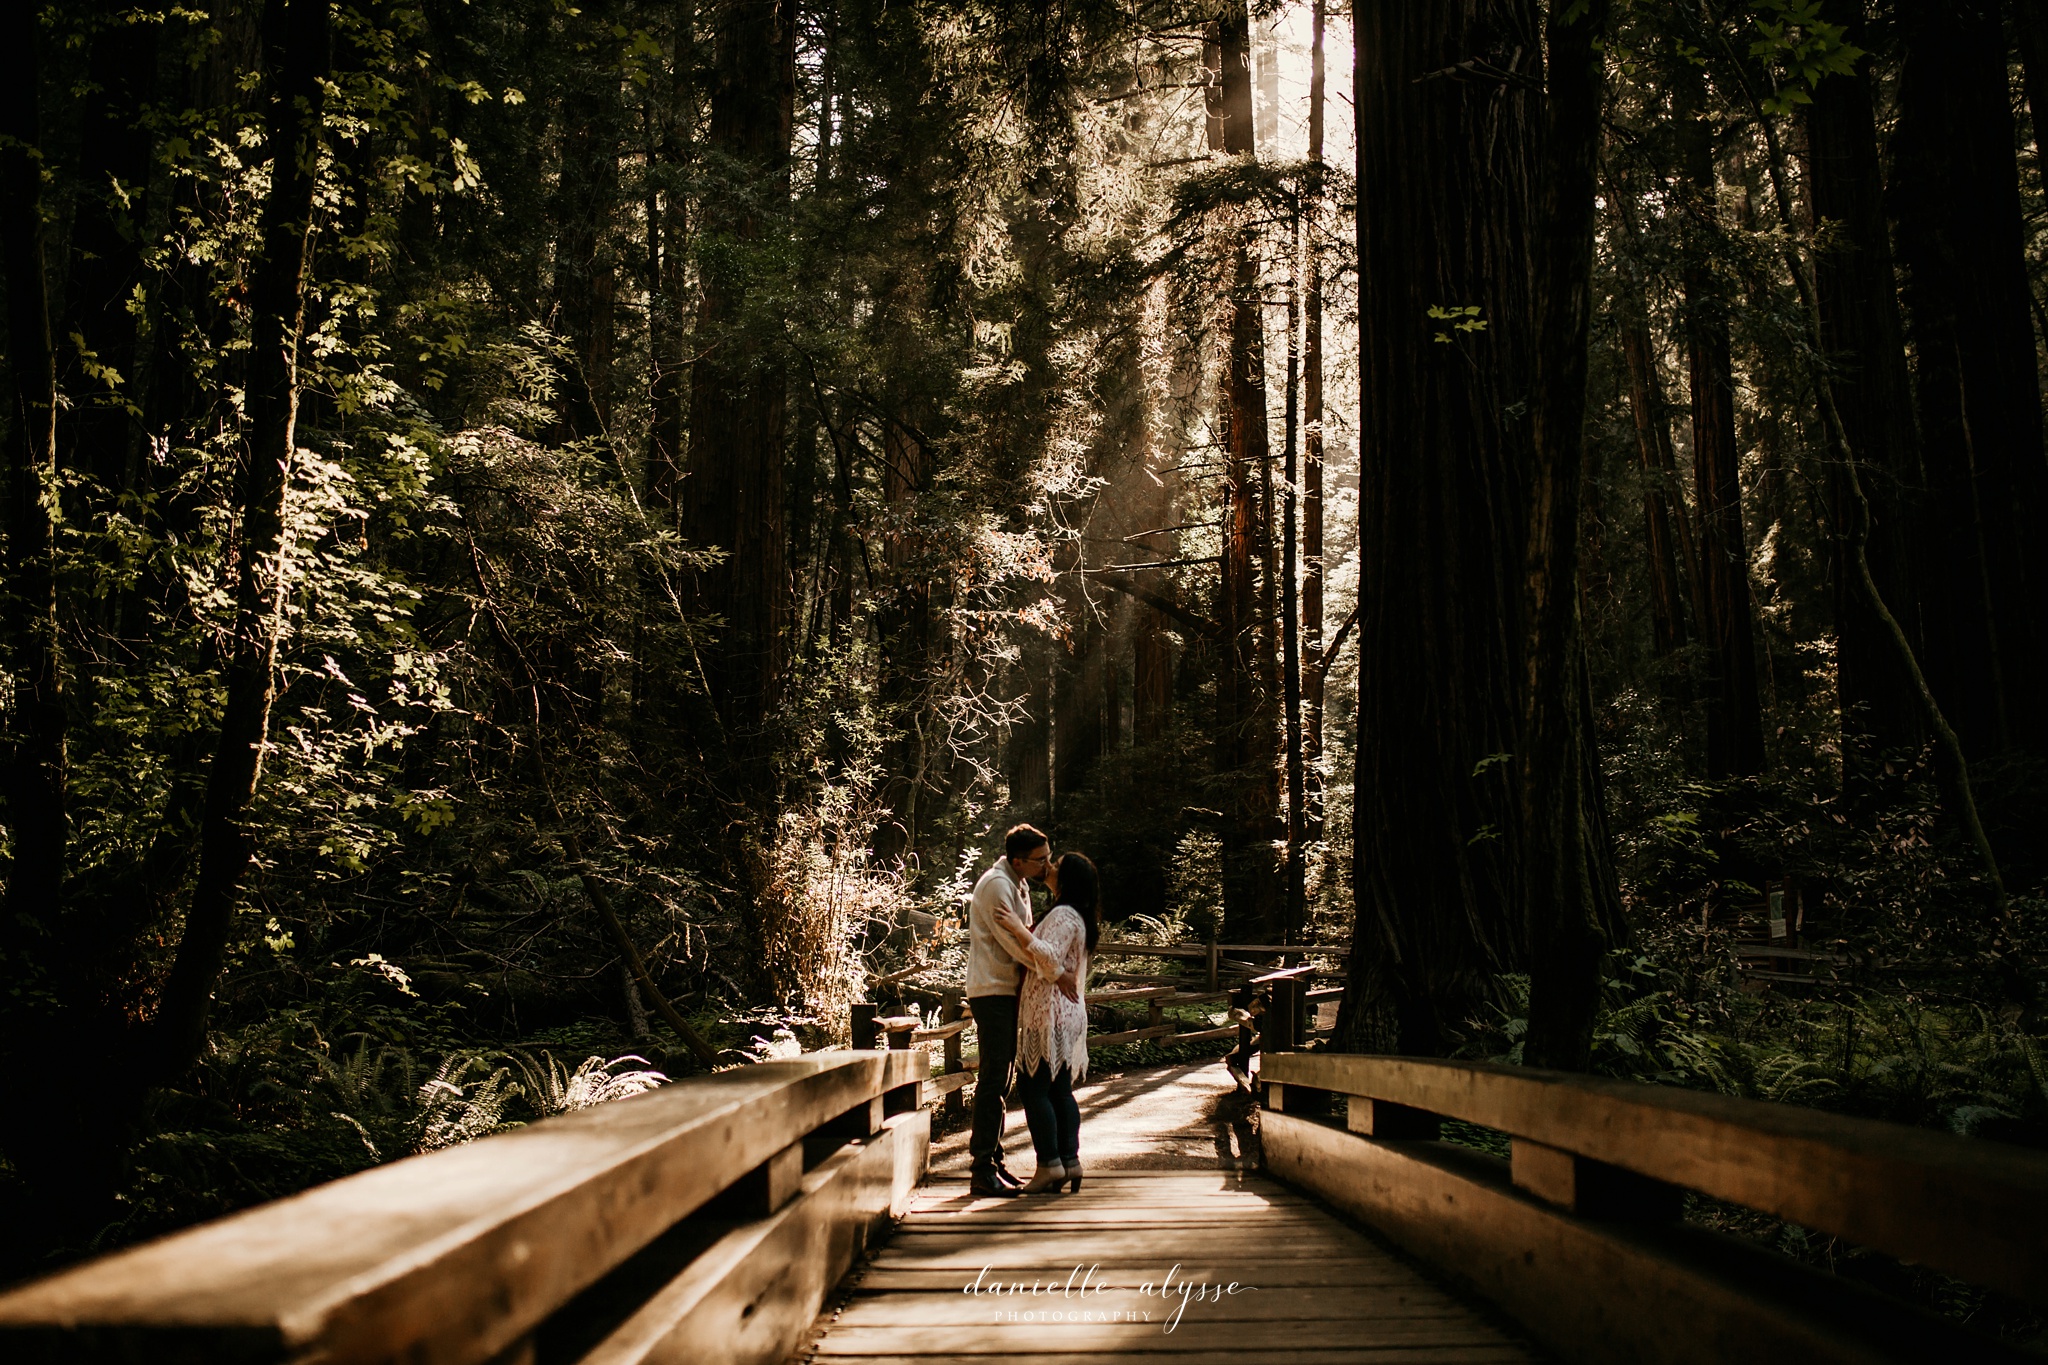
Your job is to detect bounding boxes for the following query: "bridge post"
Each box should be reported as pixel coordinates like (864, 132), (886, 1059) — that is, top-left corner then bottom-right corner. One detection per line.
(1268, 977), (1303, 1052)
(943, 1030), (964, 1117)
(850, 1002), (877, 1049)
(1510, 1139), (1682, 1221)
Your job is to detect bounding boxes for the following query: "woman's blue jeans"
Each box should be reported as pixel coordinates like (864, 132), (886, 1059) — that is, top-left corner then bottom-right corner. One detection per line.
(1017, 1061), (1080, 1165)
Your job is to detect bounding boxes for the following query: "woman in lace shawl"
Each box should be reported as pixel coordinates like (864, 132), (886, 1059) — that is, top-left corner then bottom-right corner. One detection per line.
(1010, 851), (1098, 1193)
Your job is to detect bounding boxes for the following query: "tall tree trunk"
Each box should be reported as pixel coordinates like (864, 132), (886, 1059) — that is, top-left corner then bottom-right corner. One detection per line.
(1520, 0), (1625, 1073)
(684, 0), (796, 758)
(1802, 0), (1927, 782)
(1611, 254), (1699, 666)
(1207, 1), (1280, 943)
(646, 3), (696, 512)
(1675, 63), (1767, 779)
(554, 13), (622, 445)
(1302, 0), (1327, 837)
(153, 0), (331, 1081)
(874, 415), (936, 866)
(1336, 0), (1535, 1056)
(1893, 0), (2048, 763)
(1282, 209), (1306, 944)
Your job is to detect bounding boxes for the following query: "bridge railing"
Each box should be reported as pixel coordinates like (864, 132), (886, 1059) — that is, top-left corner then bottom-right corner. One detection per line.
(0, 1049), (928, 1365)
(1262, 1052), (2048, 1365)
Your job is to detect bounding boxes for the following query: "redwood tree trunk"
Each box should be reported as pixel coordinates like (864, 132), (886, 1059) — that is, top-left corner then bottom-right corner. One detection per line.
(684, 0), (796, 756)
(1674, 64), (1766, 780)
(1617, 297), (1697, 663)
(153, 0), (331, 1081)
(1893, 0), (2048, 763)
(1519, 0), (1625, 1073)
(1803, 0), (1926, 780)
(1336, 0), (1535, 1056)
(1207, 1), (1280, 943)
(1302, 0), (1327, 837)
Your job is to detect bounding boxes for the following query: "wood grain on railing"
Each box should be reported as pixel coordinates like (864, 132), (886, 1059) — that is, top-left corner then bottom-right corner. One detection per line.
(0, 1050), (927, 1365)
(1261, 1052), (2046, 1365)
(1264, 1052), (2048, 1306)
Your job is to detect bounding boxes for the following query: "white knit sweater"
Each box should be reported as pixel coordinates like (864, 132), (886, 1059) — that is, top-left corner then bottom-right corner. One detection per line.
(1017, 904), (1090, 1082)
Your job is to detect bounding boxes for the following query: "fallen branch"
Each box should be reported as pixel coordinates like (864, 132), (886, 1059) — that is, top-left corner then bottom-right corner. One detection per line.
(563, 833), (721, 1067)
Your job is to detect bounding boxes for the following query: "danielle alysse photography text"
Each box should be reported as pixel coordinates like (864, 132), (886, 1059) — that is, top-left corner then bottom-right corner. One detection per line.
(962, 1263), (1255, 1333)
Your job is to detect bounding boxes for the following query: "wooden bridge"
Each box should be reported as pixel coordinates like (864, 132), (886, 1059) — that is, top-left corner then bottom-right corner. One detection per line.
(1, 1031), (2043, 1364)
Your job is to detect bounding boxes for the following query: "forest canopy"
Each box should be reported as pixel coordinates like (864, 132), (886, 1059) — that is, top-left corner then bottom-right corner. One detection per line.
(3, 0), (2045, 1298)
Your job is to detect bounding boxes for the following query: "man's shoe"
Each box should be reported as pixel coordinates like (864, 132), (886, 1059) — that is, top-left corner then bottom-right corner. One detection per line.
(970, 1163), (1020, 1198)
(991, 1156), (1026, 1189)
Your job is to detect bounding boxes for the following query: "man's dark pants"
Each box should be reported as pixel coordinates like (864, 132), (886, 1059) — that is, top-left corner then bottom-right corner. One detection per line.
(968, 992), (1019, 1164)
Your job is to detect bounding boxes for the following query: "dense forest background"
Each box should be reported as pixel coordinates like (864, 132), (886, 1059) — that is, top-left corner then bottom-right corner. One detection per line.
(3, 0), (2045, 1312)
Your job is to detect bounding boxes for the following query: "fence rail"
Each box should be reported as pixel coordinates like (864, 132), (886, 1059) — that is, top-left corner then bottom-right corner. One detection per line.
(1261, 1052), (2048, 1365)
(0, 1050), (929, 1365)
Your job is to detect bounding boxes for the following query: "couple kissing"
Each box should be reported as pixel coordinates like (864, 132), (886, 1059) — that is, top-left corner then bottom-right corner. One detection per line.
(964, 824), (1101, 1198)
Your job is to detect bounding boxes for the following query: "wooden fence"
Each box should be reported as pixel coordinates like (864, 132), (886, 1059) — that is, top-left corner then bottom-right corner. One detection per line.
(0, 1050), (929, 1365)
(853, 937), (1349, 1104)
(1261, 1051), (2048, 1365)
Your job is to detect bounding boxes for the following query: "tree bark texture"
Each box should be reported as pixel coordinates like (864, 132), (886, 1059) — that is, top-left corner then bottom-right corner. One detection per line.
(1892, 0), (2048, 763)
(1206, 1), (1280, 943)
(1283, 214), (1306, 944)
(684, 0), (797, 756)
(154, 0), (331, 1080)
(1617, 298), (1697, 663)
(1302, 0), (1327, 837)
(1674, 64), (1767, 779)
(1337, 0), (1536, 1056)
(1802, 0), (1927, 776)
(1519, 0), (1626, 1073)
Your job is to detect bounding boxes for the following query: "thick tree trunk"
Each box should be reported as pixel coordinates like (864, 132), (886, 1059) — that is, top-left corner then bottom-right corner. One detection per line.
(1893, 0), (2048, 763)
(684, 0), (796, 755)
(1207, 2), (1280, 943)
(1336, 0), (1535, 1056)
(1675, 65), (1767, 779)
(1520, 0), (1625, 1073)
(874, 415), (937, 866)
(1802, 0), (1926, 779)
(153, 0), (331, 1081)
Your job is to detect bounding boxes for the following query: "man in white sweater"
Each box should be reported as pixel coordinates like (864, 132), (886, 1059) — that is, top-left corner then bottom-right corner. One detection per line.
(966, 823), (1078, 1197)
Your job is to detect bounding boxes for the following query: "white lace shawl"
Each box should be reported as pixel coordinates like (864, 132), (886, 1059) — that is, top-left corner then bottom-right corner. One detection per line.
(1016, 904), (1090, 1083)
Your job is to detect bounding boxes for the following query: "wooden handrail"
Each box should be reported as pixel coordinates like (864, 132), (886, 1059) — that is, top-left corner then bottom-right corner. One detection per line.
(1263, 1052), (2048, 1307)
(0, 1051), (925, 1364)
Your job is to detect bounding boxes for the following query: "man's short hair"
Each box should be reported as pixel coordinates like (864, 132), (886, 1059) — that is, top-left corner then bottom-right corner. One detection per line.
(1004, 823), (1050, 861)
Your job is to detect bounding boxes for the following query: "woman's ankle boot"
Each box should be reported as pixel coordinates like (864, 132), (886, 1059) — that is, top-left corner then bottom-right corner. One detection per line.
(1063, 1158), (1083, 1192)
(1019, 1160), (1068, 1194)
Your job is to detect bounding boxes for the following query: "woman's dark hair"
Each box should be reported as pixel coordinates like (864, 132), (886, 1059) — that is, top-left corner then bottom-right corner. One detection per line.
(1055, 852), (1101, 952)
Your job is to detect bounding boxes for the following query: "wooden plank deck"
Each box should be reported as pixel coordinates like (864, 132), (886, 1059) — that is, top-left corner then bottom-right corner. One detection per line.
(795, 1170), (1537, 1364)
